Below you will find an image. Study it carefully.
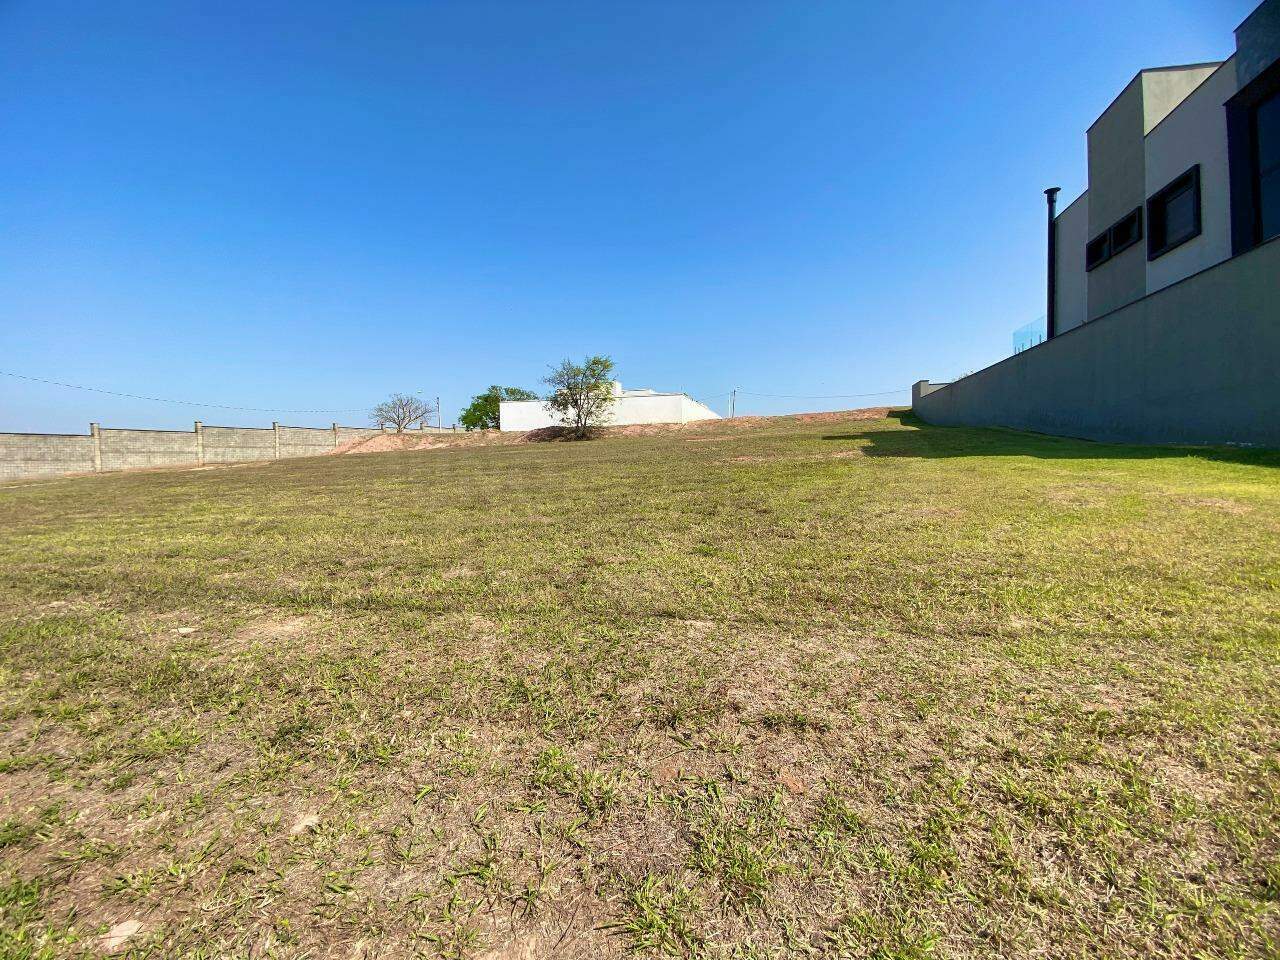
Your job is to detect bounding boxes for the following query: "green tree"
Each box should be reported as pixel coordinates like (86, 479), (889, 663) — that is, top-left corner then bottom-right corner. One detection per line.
(543, 355), (616, 439)
(459, 385), (539, 431)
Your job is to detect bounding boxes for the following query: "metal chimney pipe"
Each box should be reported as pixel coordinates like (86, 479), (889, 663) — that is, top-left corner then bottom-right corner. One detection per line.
(1045, 187), (1061, 339)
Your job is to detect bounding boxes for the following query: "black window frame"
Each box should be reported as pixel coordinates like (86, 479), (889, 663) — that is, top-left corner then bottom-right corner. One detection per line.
(1084, 231), (1111, 271)
(1109, 206), (1144, 257)
(1252, 88), (1280, 244)
(1226, 56), (1280, 254)
(1146, 165), (1202, 260)
(1083, 206), (1143, 271)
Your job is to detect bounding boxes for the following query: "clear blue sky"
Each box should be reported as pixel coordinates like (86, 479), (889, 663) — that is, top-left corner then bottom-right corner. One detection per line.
(0, 0), (1258, 431)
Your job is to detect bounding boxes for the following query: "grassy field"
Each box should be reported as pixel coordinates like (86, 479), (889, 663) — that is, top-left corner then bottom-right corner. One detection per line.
(1, 411), (1278, 959)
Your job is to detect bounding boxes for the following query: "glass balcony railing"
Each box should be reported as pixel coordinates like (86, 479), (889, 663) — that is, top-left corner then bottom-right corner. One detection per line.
(1012, 316), (1047, 354)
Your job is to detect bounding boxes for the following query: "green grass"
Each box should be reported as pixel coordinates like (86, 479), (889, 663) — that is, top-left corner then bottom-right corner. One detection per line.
(0, 411), (1278, 958)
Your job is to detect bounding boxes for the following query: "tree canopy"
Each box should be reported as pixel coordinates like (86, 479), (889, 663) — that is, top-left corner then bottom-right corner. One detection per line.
(458, 385), (539, 431)
(543, 356), (615, 439)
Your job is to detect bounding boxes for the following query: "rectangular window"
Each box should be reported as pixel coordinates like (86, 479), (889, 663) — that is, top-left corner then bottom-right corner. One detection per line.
(1109, 207), (1143, 256)
(1256, 88), (1280, 242)
(1085, 207), (1144, 271)
(1147, 165), (1201, 260)
(1085, 232), (1111, 271)
(1227, 57), (1280, 253)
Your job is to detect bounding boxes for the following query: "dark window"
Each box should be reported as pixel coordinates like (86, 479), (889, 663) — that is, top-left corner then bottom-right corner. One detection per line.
(1084, 207), (1142, 271)
(1147, 165), (1201, 259)
(1257, 88), (1280, 242)
(1109, 207), (1143, 255)
(1085, 232), (1110, 271)
(1226, 56), (1280, 254)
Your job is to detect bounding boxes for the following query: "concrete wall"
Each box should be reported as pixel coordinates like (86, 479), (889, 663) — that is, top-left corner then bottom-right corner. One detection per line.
(0, 433), (96, 480)
(911, 380), (950, 405)
(500, 400), (557, 432)
(1236, 0), (1280, 89)
(0, 420), (446, 481)
(1141, 65), (1222, 134)
(1083, 65), (1223, 320)
(913, 235), (1280, 448)
(199, 426), (275, 465)
(679, 395), (721, 423)
(278, 425), (340, 459)
(500, 393), (721, 431)
(1145, 59), (1238, 294)
(1054, 191), (1090, 333)
(1087, 77), (1149, 319)
(335, 426), (384, 444)
(99, 428), (199, 472)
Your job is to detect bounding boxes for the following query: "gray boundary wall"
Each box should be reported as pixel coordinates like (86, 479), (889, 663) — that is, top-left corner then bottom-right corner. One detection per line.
(913, 235), (1280, 448)
(0, 421), (455, 480)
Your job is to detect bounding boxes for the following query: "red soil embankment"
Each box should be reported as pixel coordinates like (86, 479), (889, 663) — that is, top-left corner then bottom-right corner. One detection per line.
(329, 408), (895, 456)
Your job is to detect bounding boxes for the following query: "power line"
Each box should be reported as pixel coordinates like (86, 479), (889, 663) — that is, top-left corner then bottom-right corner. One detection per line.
(0, 370), (367, 414)
(3, 366), (914, 417)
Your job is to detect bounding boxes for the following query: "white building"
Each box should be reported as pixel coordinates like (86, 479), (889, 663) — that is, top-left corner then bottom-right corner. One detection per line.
(498, 382), (721, 432)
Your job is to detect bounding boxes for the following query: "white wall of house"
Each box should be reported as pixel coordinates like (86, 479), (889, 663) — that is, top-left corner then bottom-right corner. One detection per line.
(1144, 57), (1238, 294)
(1054, 191), (1090, 333)
(677, 395), (721, 423)
(499, 391), (721, 431)
(499, 399), (565, 432)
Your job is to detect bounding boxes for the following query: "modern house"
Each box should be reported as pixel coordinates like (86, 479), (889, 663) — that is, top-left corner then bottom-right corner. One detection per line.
(913, 0), (1280, 448)
(498, 381), (721, 431)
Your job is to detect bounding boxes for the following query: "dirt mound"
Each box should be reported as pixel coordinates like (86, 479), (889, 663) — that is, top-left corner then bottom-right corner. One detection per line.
(331, 430), (509, 456)
(794, 407), (892, 423)
(332, 434), (438, 455)
(604, 408), (893, 435)
(329, 409), (897, 456)
(605, 422), (699, 437)
(516, 426), (576, 443)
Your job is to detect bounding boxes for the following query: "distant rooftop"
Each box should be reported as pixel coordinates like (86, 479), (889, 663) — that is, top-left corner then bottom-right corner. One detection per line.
(609, 382), (683, 398)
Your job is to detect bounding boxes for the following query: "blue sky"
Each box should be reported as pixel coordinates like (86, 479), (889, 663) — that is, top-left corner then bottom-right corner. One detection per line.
(0, 0), (1258, 431)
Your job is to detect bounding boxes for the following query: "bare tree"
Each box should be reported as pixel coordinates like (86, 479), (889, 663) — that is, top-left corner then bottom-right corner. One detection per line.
(543, 356), (616, 439)
(370, 393), (436, 433)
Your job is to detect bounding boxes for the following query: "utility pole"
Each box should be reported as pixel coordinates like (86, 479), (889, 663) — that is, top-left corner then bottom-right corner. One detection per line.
(729, 388), (736, 419)
(436, 396), (442, 431)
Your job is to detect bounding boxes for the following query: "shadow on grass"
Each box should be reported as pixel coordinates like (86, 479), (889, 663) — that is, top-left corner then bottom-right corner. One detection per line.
(825, 411), (1280, 467)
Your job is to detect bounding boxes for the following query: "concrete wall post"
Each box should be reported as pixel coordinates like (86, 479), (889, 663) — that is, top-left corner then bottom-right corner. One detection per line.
(194, 421), (204, 466)
(272, 421), (281, 459)
(89, 423), (102, 472)
(911, 381), (950, 405)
